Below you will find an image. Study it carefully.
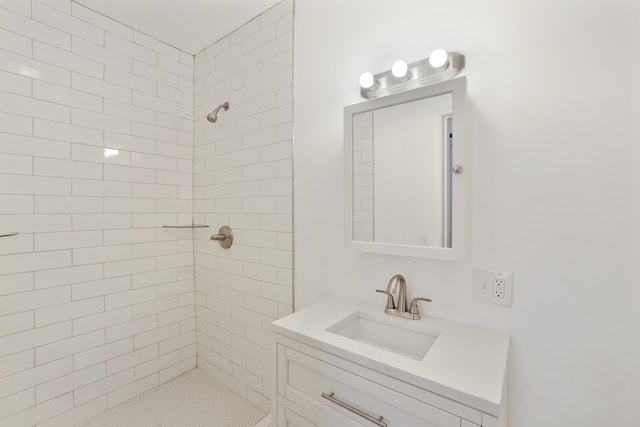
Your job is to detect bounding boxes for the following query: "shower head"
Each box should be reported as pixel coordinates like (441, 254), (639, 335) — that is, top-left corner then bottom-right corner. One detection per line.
(206, 102), (230, 123)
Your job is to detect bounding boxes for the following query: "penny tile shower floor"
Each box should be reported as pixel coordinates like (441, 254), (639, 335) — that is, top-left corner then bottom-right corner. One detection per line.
(76, 369), (268, 427)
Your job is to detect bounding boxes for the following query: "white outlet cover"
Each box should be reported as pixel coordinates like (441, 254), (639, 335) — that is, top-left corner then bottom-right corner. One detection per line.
(473, 270), (513, 307)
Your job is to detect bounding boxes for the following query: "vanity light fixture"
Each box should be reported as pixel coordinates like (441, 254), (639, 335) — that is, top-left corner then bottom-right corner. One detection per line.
(391, 60), (408, 78)
(359, 72), (375, 89)
(359, 49), (465, 99)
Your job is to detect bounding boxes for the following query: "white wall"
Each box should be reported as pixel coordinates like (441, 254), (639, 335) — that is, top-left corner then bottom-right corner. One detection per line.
(293, 0), (640, 426)
(0, 1), (196, 425)
(192, 0), (293, 413)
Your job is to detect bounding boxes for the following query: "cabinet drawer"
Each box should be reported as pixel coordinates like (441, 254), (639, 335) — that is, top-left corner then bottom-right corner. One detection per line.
(280, 347), (461, 427)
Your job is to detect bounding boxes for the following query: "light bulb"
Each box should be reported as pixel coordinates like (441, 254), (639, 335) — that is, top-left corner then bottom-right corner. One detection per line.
(359, 72), (375, 89)
(391, 60), (408, 78)
(429, 49), (448, 68)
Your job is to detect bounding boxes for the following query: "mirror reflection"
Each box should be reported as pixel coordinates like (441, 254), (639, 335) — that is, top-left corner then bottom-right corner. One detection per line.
(352, 93), (453, 248)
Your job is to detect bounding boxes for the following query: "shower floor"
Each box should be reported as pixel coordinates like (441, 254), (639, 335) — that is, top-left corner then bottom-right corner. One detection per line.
(75, 368), (270, 427)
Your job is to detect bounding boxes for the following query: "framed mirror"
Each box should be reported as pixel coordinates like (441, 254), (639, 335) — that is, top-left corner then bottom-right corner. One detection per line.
(344, 77), (468, 260)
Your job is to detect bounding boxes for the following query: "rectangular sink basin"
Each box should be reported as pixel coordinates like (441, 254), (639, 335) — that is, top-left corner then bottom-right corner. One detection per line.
(326, 311), (440, 360)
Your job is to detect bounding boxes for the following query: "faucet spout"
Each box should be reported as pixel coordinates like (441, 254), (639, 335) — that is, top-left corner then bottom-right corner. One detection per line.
(386, 274), (407, 312)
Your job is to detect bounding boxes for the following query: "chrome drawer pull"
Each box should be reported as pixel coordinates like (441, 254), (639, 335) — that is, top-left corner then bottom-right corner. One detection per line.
(321, 392), (387, 427)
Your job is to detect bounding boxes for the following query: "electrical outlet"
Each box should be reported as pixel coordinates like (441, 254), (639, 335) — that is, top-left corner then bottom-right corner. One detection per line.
(473, 270), (513, 306)
(493, 277), (505, 298)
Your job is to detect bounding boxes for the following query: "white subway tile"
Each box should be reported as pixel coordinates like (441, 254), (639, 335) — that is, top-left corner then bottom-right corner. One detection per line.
(0, 349), (33, 378)
(132, 91), (178, 116)
(132, 122), (177, 144)
(104, 287), (155, 311)
(0, 90), (70, 123)
(0, 250), (71, 276)
(35, 0), (72, 14)
(104, 257), (156, 278)
(105, 33), (156, 66)
(157, 141), (192, 160)
(0, 8), (70, 51)
(73, 37), (133, 72)
(156, 199), (192, 213)
(0, 70), (32, 96)
(72, 73), (131, 103)
(0, 388), (34, 420)
(37, 395), (106, 427)
(0, 322), (71, 359)
(35, 230), (103, 251)
(134, 32), (179, 61)
(104, 164), (155, 184)
(73, 214), (131, 231)
(71, 3), (133, 41)
(131, 152), (176, 171)
(131, 183), (177, 199)
(34, 41), (103, 79)
(33, 80), (102, 113)
(36, 363), (105, 403)
(72, 144), (131, 166)
(106, 372), (157, 408)
(105, 314), (156, 344)
(35, 330), (104, 365)
(0, 27), (31, 57)
(34, 119), (103, 146)
(73, 276), (131, 301)
(131, 241), (177, 259)
(134, 350), (179, 380)
(71, 109), (131, 134)
(35, 297), (103, 327)
(32, 2), (104, 46)
(105, 67), (156, 96)
(157, 55), (192, 80)
(106, 342), (157, 376)
(0, 153), (32, 175)
(103, 228), (156, 245)
(156, 113), (192, 133)
(73, 178), (131, 197)
(1, 0), (31, 17)
(132, 268), (178, 289)
(2, 393), (74, 426)
(104, 99), (155, 125)
(0, 133), (71, 160)
(0, 175), (72, 199)
(35, 264), (102, 289)
(157, 84), (193, 107)
(0, 111), (32, 137)
(0, 51), (72, 89)
(0, 272), (33, 296)
(34, 158), (103, 179)
(0, 310), (34, 336)
(73, 307), (131, 336)
(105, 132), (156, 154)
(73, 244), (131, 265)
(130, 213), (176, 228)
(74, 368), (133, 406)
(133, 60), (179, 89)
(74, 338), (132, 371)
(132, 296), (178, 319)
(35, 196), (102, 214)
(104, 197), (156, 213)
(134, 323), (179, 350)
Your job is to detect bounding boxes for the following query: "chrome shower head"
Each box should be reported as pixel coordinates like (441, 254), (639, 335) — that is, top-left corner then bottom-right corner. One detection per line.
(206, 102), (230, 123)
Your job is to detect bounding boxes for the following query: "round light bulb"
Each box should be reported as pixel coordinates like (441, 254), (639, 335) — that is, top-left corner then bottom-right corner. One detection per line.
(429, 49), (448, 68)
(359, 72), (375, 89)
(391, 60), (408, 78)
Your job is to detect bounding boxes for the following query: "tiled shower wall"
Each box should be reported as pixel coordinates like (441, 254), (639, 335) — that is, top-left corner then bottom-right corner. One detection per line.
(192, 0), (293, 413)
(0, 1), (196, 425)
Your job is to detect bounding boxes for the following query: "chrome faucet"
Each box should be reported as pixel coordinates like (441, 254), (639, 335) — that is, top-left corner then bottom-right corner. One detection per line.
(376, 274), (432, 320)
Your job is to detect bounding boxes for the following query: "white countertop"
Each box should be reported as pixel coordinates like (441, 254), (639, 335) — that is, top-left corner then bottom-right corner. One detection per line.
(272, 297), (509, 416)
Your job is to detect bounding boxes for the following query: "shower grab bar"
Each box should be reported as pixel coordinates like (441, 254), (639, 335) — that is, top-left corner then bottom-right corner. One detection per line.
(0, 232), (18, 237)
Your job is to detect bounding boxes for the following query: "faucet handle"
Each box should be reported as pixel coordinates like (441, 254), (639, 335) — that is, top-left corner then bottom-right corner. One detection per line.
(409, 297), (432, 315)
(376, 289), (396, 309)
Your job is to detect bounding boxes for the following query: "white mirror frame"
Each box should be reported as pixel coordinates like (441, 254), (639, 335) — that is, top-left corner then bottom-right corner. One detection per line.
(344, 77), (468, 260)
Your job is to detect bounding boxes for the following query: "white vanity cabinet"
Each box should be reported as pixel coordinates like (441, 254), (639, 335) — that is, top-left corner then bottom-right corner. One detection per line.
(274, 335), (483, 427)
(272, 298), (508, 427)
